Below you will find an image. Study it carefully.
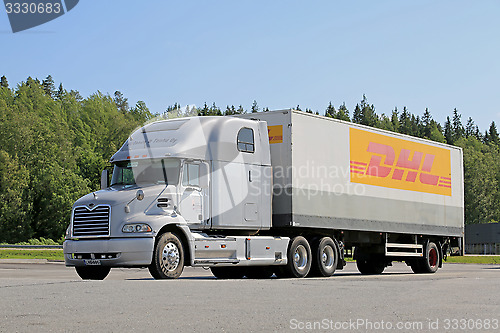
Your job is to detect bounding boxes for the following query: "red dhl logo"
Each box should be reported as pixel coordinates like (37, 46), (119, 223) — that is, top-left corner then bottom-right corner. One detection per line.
(350, 128), (452, 196)
(268, 125), (283, 144)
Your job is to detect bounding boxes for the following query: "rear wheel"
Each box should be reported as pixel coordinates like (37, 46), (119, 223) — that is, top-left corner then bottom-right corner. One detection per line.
(354, 247), (385, 275)
(356, 259), (385, 275)
(148, 232), (184, 279)
(276, 236), (311, 278)
(420, 242), (440, 274)
(310, 237), (338, 277)
(409, 242), (440, 274)
(210, 266), (246, 279)
(75, 266), (111, 280)
(409, 260), (423, 273)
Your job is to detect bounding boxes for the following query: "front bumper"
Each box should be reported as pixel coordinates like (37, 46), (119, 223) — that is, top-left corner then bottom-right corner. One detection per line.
(64, 237), (154, 267)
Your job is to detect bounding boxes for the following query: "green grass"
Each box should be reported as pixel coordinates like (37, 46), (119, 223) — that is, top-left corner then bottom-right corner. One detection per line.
(445, 255), (500, 264)
(0, 249), (64, 261)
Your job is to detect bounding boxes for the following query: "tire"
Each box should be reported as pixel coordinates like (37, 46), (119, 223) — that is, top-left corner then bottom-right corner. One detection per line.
(148, 232), (184, 279)
(356, 259), (385, 275)
(245, 266), (274, 279)
(420, 242), (440, 274)
(210, 266), (246, 279)
(310, 237), (338, 277)
(409, 260), (423, 274)
(276, 236), (312, 278)
(75, 266), (111, 280)
(354, 247), (385, 275)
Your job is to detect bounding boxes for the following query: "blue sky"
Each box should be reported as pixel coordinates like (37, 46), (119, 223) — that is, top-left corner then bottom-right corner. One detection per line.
(1, 0), (499, 131)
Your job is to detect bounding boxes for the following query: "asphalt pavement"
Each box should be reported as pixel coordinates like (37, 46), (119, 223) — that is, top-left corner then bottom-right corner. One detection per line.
(0, 261), (499, 332)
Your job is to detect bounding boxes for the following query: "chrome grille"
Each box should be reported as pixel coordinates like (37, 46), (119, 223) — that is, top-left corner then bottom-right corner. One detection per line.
(72, 205), (110, 237)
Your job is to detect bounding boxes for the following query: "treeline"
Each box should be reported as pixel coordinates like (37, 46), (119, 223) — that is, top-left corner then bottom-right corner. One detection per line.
(0, 75), (153, 243)
(0, 76), (498, 243)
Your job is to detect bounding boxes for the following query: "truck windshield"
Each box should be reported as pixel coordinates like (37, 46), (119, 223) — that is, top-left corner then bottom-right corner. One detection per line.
(110, 159), (180, 186)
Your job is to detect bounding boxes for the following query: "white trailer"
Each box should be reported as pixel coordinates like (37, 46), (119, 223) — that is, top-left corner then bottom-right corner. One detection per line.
(64, 110), (464, 279)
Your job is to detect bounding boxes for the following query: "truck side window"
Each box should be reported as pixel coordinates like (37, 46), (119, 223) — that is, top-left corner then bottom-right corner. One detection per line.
(182, 163), (200, 187)
(237, 127), (255, 153)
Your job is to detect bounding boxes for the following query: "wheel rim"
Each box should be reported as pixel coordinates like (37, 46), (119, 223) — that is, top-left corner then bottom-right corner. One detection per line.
(161, 242), (180, 272)
(294, 245), (308, 271)
(428, 248), (438, 267)
(322, 245), (335, 269)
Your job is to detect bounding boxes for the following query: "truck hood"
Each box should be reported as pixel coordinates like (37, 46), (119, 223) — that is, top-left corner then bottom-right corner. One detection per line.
(73, 185), (173, 209)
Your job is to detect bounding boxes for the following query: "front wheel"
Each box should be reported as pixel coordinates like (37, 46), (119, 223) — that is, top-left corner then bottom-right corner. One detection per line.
(75, 266), (111, 280)
(148, 232), (184, 279)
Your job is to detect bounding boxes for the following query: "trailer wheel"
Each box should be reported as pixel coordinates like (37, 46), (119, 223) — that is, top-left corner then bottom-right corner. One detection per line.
(75, 266), (111, 280)
(210, 266), (246, 279)
(356, 258), (385, 275)
(148, 232), (184, 279)
(354, 248), (385, 275)
(420, 242), (440, 274)
(276, 236), (311, 278)
(310, 237), (338, 277)
(409, 260), (423, 274)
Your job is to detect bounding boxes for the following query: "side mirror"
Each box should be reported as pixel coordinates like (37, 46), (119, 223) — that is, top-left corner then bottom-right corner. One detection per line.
(199, 163), (210, 189)
(101, 169), (109, 189)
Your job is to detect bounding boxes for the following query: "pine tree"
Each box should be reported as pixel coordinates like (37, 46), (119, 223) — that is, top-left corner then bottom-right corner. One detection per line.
(237, 105), (245, 114)
(335, 103), (350, 121)
(55, 83), (64, 100)
(352, 104), (362, 124)
(0, 75), (8, 88)
(422, 108), (433, 139)
(444, 116), (453, 144)
(225, 105), (237, 116)
(251, 100), (259, 113)
(410, 114), (420, 137)
(391, 108), (400, 133)
(69, 90), (83, 101)
(325, 102), (336, 118)
(486, 121), (500, 146)
(465, 117), (475, 138)
(295, 105), (302, 111)
(42, 75), (55, 98)
(198, 102), (209, 116)
(378, 114), (394, 132)
(209, 102), (222, 116)
(399, 107), (411, 135)
(452, 108), (464, 142)
(362, 96), (379, 127)
(114, 91), (129, 113)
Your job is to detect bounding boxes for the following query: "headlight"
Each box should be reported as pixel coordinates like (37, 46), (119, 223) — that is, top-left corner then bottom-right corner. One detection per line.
(122, 224), (152, 233)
